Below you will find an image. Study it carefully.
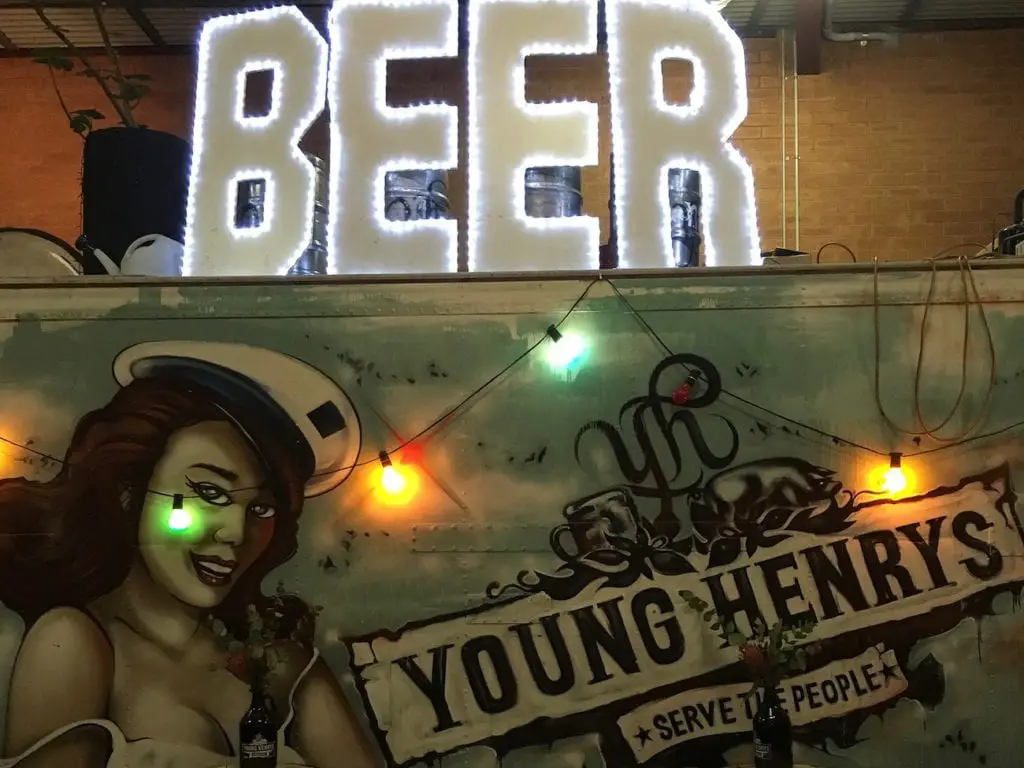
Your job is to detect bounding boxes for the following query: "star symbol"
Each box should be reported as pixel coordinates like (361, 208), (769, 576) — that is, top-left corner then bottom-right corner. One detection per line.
(880, 661), (901, 683)
(633, 726), (652, 747)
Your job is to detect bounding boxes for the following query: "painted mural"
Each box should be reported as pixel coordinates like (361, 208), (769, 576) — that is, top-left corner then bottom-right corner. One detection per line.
(0, 268), (1019, 768)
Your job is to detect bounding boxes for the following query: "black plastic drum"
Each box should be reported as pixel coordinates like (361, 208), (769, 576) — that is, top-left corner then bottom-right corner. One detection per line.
(81, 127), (190, 270)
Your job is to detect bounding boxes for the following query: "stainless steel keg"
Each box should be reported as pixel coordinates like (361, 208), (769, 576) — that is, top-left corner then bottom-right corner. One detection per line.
(384, 170), (451, 222)
(524, 166), (583, 218)
(668, 168), (701, 267)
(288, 154), (330, 276)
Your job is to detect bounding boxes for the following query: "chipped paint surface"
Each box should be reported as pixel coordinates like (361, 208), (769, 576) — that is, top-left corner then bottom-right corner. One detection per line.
(0, 264), (1021, 768)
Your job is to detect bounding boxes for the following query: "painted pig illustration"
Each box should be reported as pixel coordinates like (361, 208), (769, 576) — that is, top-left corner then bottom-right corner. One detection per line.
(689, 458), (843, 551)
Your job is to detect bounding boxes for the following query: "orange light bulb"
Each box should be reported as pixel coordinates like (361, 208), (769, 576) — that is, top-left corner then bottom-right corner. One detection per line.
(882, 466), (907, 495)
(381, 465), (407, 495)
(373, 452), (421, 507)
(878, 452), (911, 498)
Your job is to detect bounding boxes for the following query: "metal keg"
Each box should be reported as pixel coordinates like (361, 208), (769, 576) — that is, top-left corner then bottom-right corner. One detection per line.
(235, 178), (266, 229)
(308, 153), (329, 212)
(230, 156), (329, 275)
(289, 207), (329, 276)
(384, 170), (451, 222)
(289, 153), (329, 276)
(996, 189), (1024, 257)
(668, 169), (701, 268)
(524, 166), (582, 218)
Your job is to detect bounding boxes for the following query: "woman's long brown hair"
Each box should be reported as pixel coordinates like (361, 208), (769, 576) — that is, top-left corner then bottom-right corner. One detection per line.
(0, 376), (309, 631)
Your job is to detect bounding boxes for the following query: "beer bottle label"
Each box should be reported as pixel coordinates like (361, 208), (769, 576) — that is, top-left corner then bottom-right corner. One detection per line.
(241, 734), (276, 760)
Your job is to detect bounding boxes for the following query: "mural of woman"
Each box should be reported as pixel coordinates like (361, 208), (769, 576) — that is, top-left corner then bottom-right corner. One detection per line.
(0, 342), (378, 768)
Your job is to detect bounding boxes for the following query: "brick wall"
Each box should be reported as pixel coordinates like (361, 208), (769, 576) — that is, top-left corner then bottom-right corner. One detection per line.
(0, 54), (195, 248)
(1, 29), (1021, 264)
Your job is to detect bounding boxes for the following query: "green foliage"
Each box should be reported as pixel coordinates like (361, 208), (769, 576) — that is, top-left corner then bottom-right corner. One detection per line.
(115, 73), (152, 108)
(68, 108), (105, 136)
(679, 589), (822, 696)
(30, 8), (151, 136)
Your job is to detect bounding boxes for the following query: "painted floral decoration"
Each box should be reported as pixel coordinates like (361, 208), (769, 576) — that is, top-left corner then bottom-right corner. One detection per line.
(208, 584), (321, 695)
(679, 590), (821, 695)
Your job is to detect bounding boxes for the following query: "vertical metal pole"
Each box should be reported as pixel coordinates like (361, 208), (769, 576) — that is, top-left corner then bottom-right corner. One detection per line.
(780, 29), (788, 248)
(792, 35), (801, 251)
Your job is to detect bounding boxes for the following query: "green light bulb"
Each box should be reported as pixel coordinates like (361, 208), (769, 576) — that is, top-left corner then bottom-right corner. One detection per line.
(168, 494), (193, 532)
(168, 508), (192, 531)
(546, 331), (588, 370)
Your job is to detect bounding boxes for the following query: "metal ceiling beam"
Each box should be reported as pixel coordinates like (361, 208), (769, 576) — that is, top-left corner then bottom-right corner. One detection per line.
(898, 0), (925, 24)
(0, 43), (189, 57)
(124, 2), (165, 46)
(795, 0), (823, 75)
(745, 0), (771, 34)
(843, 16), (1024, 32)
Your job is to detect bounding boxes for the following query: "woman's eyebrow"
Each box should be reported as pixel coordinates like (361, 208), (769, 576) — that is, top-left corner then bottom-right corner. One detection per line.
(188, 462), (239, 483)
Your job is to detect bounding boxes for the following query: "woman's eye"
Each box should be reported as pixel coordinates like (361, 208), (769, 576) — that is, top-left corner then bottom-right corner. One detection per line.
(248, 503), (276, 520)
(188, 480), (232, 507)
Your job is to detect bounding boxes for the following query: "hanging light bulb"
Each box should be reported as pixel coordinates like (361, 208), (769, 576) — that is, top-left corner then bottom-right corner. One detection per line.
(672, 373), (700, 405)
(167, 493), (193, 532)
(374, 451), (420, 507)
(882, 453), (908, 496)
(378, 451), (407, 495)
(545, 325), (588, 371)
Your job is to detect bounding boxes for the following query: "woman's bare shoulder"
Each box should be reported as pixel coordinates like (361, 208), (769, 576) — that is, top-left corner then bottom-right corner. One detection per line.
(15, 606), (113, 678)
(5, 608), (114, 755)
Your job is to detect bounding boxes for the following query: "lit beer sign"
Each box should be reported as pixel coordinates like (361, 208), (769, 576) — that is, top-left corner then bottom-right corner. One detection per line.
(183, 0), (760, 277)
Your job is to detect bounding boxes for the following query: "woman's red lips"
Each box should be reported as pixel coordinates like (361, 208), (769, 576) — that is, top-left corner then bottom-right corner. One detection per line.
(190, 553), (238, 587)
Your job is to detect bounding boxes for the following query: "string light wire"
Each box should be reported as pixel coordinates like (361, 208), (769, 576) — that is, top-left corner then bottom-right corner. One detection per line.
(0, 271), (1013, 497)
(0, 277), (602, 499)
(604, 277), (1011, 461)
(604, 279), (889, 457)
(872, 255), (996, 444)
(815, 242), (857, 263)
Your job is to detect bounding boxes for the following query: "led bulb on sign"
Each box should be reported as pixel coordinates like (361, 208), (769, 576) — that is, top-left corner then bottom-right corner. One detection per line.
(327, 0), (459, 275)
(467, 0), (600, 273)
(606, 0), (759, 268)
(184, 0), (763, 276)
(184, 6), (328, 277)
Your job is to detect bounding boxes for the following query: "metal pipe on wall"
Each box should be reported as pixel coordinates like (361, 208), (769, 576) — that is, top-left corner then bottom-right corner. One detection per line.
(792, 36), (800, 251)
(780, 29), (787, 248)
(822, 0), (899, 45)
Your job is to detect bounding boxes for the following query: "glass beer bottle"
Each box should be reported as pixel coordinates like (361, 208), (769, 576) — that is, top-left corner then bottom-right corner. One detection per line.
(240, 681), (277, 768)
(753, 687), (793, 768)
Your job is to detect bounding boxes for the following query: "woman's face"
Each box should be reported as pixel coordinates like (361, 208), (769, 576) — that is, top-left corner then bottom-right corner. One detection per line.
(137, 421), (279, 609)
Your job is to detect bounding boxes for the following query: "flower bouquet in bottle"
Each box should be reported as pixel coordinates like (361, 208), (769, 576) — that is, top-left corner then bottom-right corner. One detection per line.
(679, 590), (820, 768)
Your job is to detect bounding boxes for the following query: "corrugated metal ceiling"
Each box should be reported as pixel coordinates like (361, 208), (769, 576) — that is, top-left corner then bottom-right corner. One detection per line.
(130, 7), (216, 47)
(829, 0), (907, 24)
(0, 0), (1021, 51)
(2, 7), (152, 47)
(920, 0), (1024, 20)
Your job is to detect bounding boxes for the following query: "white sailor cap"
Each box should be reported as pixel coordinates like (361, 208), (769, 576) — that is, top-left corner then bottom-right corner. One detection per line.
(112, 341), (361, 498)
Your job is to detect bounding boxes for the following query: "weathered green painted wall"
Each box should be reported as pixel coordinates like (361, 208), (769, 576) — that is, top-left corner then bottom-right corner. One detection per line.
(0, 265), (1019, 768)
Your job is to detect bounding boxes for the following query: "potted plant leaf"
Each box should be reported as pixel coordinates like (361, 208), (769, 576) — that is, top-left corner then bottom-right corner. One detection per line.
(680, 590), (821, 768)
(32, 1), (190, 274)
